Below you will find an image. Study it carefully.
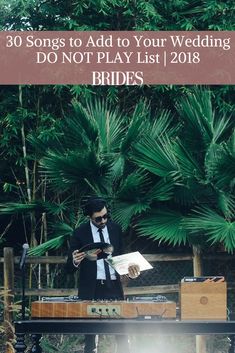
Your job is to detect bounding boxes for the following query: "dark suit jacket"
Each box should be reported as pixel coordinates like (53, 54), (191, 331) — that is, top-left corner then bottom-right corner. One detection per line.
(65, 220), (124, 299)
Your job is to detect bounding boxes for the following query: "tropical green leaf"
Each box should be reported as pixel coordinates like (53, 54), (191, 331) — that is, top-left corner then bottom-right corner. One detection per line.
(132, 135), (180, 179)
(136, 209), (188, 246)
(204, 142), (224, 182)
(144, 109), (178, 140)
(80, 99), (125, 153)
(109, 154), (125, 181)
(173, 182), (216, 206)
(71, 100), (99, 146)
(112, 201), (150, 231)
(40, 149), (111, 193)
(176, 88), (213, 148)
(28, 221), (76, 256)
(147, 178), (174, 202)
(212, 144), (235, 191)
(116, 170), (151, 200)
(217, 192), (235, 219)
(29, 235), (68, 256)
(0, 202), (37, 215)
(3, 183), (19, 192)
(120, 100), (149, 155)
(28, 130), (64, 157)
(0, 200), (69, 216)
(184, 207), (235, 253)
(212, 113), (232, 143)
(173, 138), (204, 181)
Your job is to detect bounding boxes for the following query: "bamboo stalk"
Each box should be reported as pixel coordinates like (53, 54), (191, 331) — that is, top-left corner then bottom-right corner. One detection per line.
(3, 248), (14, 353)
(193, 245), (207, 353)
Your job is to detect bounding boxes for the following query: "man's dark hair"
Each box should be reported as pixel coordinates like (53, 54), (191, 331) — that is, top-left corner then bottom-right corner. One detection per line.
(84, 197), (107, 217)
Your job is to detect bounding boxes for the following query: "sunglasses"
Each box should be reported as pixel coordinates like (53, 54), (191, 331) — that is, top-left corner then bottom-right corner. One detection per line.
(94, 213), (108, 223)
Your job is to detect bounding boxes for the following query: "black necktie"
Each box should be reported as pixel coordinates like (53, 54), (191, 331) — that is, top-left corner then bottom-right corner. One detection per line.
(98, 228), (111, 283)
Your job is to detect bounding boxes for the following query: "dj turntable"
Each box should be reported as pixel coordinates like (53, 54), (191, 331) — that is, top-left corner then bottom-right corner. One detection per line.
(31, 296), (176, 319)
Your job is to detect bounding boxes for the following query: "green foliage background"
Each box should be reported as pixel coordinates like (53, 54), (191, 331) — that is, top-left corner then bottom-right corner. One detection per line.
(0, 2), (234, 353)
(0, 0), (234, 254)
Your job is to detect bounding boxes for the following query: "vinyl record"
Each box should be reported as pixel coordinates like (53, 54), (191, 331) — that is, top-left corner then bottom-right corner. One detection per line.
(79, 242), (114, 261)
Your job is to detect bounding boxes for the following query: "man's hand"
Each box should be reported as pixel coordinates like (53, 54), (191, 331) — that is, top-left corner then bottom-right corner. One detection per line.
(128, 263), (140, 279)
(72, 250), (85, 266)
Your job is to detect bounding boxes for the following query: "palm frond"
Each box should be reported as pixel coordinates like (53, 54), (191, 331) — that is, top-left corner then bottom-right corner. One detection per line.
(40, 149), (111, 193)
(81, 99), (125, 153)
(217, 192), (235, 219)
(29, 235), (67, 256)
(212, 113), (232, 143)
(71, 100), (99, 146)
(116, 170), (151, 200)
(147, 178), (175, 202)
(50, 222), (76, 236)
(173, 182), (216, 206)
(29, 222), (75, 255)
(136, 209), (188, 246)
(204, 142), (224, 182)
(0, 202), (37, 215)
(29, 102), (100, 157)
(0, 200), (71, 217)
(144, 109), (178, 140)
(179, 0), (205, 15)
(178, 88), (232, 149)
(212, 143), (235, 191)
(28, 130), (64, 157)
(184, 207), (235, 253)
(120, 100), (150, 154)
(132, 135), (180, 180)
(109, 154), (125, 181)
(176, 88), (213, 148)
(112, 201), (150, 231)
(173, 138), (204, 180)
(231, 129), (235, 153)
(111, 170), (152, 229)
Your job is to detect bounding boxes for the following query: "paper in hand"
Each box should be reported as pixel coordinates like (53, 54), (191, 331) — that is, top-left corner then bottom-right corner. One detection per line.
(105, 251), (153, 275)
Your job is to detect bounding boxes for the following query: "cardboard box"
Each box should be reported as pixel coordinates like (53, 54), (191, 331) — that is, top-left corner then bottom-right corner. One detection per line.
(180, 281), (227, 320)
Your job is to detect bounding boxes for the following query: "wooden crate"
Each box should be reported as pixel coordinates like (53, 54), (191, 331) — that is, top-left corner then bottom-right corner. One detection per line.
(180, 282), (227, 320)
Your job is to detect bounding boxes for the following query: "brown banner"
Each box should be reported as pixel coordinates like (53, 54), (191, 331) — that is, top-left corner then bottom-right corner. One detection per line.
(0, 31), (234, 85)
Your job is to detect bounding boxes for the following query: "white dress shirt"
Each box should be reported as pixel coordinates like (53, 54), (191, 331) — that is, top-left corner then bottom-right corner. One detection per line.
(90, 221), (116, 280)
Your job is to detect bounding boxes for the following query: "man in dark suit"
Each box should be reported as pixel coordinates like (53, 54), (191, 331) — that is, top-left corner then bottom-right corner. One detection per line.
(66, 197), (140, 353)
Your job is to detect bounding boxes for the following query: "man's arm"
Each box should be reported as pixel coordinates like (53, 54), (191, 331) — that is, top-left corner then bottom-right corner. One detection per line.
(65, 230), (84, 273)
(72, 249), (86, 267)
